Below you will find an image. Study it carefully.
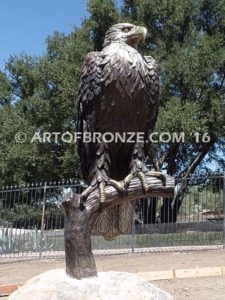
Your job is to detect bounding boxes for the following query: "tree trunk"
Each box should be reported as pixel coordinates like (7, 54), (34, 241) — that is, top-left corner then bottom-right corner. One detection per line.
(159, 140), (215, 223)
(160, 198), (173, 223)
(63, 193), (97, 279)
(148, 197), (158, 224)
(142, 198), (149, 224)
(63, 175), (174, 279)
(171, 179), (188, 222)
(141, 197), (158, 224)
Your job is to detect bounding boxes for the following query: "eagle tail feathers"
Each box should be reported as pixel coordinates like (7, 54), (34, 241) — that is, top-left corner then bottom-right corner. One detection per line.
(91, 202), (134, 241)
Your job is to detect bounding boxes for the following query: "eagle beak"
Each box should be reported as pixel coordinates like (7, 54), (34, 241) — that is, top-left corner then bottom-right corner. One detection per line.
(126, 25), (148, 48)
(134, 26), (147, 42)
(139, 26), (147, 41)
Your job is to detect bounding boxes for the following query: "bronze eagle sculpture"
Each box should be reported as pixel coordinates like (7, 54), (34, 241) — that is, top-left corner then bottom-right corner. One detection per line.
(77, 23), (165, 240)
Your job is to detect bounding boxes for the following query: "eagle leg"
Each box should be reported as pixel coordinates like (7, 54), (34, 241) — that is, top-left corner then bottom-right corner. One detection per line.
(124, 142), (166, 194)
(80, 141), (124, 206)
(99, 180), (124, 203)
(81, 185), (95, 200)
(137, 170), (166, 193)
(80, 174), (124, 206)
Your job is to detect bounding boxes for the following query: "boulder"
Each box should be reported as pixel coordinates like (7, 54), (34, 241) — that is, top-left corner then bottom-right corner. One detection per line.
(10, 269), (173, 300)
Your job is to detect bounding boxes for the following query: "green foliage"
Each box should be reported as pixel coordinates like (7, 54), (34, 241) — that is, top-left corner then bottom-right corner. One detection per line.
(86, 0), (120, 49)
(0, 227), (16, 253)
(0, 105), (38, 184)
(179, 185), (224, 216)
(0, 71), (12, 105)
(1, 204), (40, 228)
(0, 28), (93, 184)
(0, 202), (64, 229)
(0, 0), (224, 185)
(121, 0), (225, 175)
(156, 98), (208, 138)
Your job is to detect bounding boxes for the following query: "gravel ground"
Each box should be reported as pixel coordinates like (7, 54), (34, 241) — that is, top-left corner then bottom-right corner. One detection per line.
(1, 250), (225, 299)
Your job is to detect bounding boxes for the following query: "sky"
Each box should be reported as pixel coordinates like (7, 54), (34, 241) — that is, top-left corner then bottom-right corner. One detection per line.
(0, 1), (223, 171)
(0, 0), (89, 70)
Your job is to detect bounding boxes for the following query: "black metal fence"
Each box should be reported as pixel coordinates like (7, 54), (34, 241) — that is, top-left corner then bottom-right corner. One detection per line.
(0, 175), (224, 260)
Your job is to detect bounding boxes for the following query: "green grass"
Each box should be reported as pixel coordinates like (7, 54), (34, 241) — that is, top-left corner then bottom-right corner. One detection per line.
(1, 230), (223, 254)
(42, 231), (223, 252)
(134, 231), (223, 247)
(1, 182), (224, 254)
(178, 187), (224, 216)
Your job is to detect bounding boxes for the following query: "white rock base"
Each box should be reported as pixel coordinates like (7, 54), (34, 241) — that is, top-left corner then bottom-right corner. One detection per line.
(9, 269), (173, 300)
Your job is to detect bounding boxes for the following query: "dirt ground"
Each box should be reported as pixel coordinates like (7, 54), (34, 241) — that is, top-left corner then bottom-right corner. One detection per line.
(1, 250), (225, 299)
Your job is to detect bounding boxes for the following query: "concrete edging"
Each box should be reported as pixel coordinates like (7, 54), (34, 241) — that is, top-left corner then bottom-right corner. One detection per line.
(1, 265), (225, 296)
(138, 266), (225, 281)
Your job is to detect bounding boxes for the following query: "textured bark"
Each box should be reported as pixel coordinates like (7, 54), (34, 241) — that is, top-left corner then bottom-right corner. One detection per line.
(63, 194), (97, 279)
(63, 175), (174, 279)
(85, 175), (174, 214)
(169, 140), (216, 222)
(160, 140), (215, 223)
(148, 197), (158, 224)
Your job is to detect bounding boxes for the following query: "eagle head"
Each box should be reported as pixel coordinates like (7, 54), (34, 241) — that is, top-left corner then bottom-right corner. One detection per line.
(103, 23), (147, 49)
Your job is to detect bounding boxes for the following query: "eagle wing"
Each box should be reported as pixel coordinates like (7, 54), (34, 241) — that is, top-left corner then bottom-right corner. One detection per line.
(76, 51), (103, 183)
(144, 55), (160, 131)
(76, 49), (160, 240)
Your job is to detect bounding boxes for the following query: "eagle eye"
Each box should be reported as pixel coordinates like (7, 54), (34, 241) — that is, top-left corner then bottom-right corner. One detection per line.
(122, 28), (130, 33)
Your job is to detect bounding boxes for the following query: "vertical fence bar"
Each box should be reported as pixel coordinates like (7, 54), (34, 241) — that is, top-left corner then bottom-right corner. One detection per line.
(39, 182), (47, 258)
(131, 200), (136, 253)
(223, 173), (225, 249)
(1, 174), (224, 260)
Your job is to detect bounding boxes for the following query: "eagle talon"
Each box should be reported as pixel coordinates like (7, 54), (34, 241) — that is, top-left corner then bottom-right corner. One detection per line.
(99, 201), (107, 210)
(123, 169), (166, 196)
(79, 197), (86, 211)
(108, 179), (124, 194)
(123, 174), (133, 191)
(81, 176), (124, 207)
(80, 185), (96, 205)
(137, 171), (149, 194)
(145, 171), (167, 186)
(124, 182), (130, 192)
(122, 185), (129, 197)
(138, 170), (167, 194)
(100, 178), (124, 202)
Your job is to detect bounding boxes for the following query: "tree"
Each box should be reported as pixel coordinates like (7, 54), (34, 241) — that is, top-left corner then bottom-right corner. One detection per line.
(0, 104), (37, 185)
(86, 0), (120, 50)
(0, 71), (12, 105)
(120, 0), (225, 221)
(0, 28), (93, 185)
(0, 0), (224, 223)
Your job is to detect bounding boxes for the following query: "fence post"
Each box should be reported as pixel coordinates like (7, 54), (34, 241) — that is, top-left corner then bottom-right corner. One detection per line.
(39, 182), (47, 258)
(223, 173), (225, 249)
(131, 201), (136, 253)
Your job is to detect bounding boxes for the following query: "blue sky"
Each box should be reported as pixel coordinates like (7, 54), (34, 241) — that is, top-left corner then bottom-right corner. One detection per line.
(0, 0), (89, 70)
